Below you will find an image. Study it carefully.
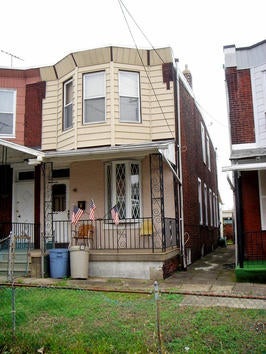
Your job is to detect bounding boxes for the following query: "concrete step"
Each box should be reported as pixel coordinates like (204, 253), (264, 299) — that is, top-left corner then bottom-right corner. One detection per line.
(0, 249), (30, 277)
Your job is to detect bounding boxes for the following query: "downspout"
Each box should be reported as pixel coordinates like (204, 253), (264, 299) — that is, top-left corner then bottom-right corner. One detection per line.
(174, 59), (186, 270)
(234, 171), (244, 268)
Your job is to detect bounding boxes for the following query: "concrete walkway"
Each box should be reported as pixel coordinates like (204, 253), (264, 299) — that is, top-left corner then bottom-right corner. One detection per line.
(1, 245), (266, 309)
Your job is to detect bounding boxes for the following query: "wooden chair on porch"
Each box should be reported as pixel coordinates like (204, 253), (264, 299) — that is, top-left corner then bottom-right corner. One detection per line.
(73, 224), (94, 248)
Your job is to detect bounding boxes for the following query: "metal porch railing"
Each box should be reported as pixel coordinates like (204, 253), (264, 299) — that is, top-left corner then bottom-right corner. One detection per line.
(49, 217), (179, 252)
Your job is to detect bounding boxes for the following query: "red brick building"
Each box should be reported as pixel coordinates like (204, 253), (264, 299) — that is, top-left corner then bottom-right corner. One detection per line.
(180, 69), (220, 264)
(224, 40), (266, 278)
(0, 68), (44, 244)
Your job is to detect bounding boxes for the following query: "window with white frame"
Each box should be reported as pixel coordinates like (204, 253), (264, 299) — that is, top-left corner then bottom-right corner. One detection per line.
(201, 122), (206, 164)
(119, 71), (140, 122)
(83, 71), (105, 123)
(206, 135), (211, 170)
(198, 178), (203, 225)
(105, 161), (141, 220)
(0, 89), (16, 136)
(63, 79), (73, 130)
(213, 192), (217, 227)
(258, 170), (266, 229)
(204, 183), (208, 225)
(209, 188), (213, 226)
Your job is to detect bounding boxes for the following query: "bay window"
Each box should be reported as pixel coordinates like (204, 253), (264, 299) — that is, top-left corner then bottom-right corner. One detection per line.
(119, 71), (140, 122)
(63, 79), (73, 130)
(83, 71), (105, 123)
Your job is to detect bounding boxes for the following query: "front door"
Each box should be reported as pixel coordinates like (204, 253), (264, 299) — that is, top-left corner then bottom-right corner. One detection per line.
(13, 179), (34, 244)
(52, 180), (70, 245)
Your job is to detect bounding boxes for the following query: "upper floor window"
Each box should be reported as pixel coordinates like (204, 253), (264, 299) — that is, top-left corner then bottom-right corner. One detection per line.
(63, 79), (73, 130)
(198, 178), (203, 225)
(0, 89), (16, 137)
(105, 161), (141, 220)
(204, 183), (208, 226)
(206, 135), (211, 170)
(201, 122), (206, 164)
(119, 71), (140, 123)
(83, 71), (105, 123)
(209, 188), (213, 226)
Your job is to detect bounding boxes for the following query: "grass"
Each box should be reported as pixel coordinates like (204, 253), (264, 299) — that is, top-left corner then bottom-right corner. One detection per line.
(0, 286), (265, 353)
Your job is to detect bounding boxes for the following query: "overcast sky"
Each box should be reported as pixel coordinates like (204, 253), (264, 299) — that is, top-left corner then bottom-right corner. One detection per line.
(1, 0), (265, 209)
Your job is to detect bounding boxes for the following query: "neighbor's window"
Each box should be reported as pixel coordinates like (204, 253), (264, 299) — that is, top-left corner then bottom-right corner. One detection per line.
(258, 170), (266, 229)
(83, 71), (105, 123)
(198, 178), (203, 225)
(0, 89), (16, 137)
(206, 135), (211, 170)
(204, 183), (208, 226)
(119, 71), (140, 122)
(63, 79), (73, 130)
(201, 122), (206, 164)
(209, 188), (213, 226)
(105, 161), (141, 220)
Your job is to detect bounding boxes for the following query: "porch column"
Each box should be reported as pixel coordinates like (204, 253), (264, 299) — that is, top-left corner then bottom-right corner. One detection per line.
(43, 162), (53, 249)
(150, 153), (166, 251)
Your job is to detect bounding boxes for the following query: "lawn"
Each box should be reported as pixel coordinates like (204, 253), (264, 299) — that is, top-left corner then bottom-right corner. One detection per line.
(0, 286), (265, 353)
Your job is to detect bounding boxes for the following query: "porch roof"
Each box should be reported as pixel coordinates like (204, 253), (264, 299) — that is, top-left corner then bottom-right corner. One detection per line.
(43, 141), (176, 163)
(0, 139), (45, 161)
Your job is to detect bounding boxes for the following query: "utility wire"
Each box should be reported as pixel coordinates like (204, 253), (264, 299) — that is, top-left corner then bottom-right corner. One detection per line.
(117, 0), (175, 140)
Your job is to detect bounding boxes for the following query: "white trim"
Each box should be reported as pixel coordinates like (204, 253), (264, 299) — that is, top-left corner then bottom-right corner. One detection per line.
(222, 162), (266, 172)
(232, 143), (257, 150)
(0, 138), (44, 158)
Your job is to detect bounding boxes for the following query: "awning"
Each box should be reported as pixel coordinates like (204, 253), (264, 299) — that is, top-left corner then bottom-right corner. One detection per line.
(0, 139), (44, 160)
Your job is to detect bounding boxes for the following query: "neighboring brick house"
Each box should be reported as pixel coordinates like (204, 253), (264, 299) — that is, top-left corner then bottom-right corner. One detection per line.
(0, 46), (220, 279)
(0, 68), (45, 246)
(223, 40), (266, 278)
(180, 69), (220, 264)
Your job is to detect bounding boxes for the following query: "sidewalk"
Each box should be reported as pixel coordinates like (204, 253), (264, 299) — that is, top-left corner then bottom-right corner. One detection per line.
(1, 245), (266, 308)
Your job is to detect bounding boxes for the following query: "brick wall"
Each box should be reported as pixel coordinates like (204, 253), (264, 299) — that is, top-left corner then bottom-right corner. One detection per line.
(225, 67), (255, 144)
(24, 81), (46, 148)
(0, 68), (41, 145)
(179, 79), (219, 261)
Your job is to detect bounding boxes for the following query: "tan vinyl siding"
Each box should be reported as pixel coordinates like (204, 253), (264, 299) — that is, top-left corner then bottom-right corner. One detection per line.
(42, 81), (58, 150)
(41, 46), (176, 151)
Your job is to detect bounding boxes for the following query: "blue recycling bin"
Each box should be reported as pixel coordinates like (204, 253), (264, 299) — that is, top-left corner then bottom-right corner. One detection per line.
(49, 248), (69, 278)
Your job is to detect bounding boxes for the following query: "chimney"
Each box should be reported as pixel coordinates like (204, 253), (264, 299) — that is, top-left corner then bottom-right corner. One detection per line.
(183, 64), (193, 88)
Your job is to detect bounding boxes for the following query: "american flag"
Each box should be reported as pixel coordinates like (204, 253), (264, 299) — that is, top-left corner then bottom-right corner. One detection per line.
(89, 199), (96, 220)
(111, 205), (119, 225)
(71, 205), (84, 225)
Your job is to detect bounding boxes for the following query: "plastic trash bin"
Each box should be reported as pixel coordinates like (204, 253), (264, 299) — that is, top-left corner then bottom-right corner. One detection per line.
(69, 245), (89, 279)
(49, 248), (69, 278)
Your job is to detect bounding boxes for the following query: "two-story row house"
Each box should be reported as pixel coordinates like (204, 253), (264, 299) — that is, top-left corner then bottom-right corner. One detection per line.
(0, 46), (219, 279)
(223, 40), (266, 281)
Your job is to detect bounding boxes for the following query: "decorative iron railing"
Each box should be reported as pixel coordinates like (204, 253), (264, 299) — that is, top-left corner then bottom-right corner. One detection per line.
(49, 217), (179, 252)
(0, 222), (39, 249)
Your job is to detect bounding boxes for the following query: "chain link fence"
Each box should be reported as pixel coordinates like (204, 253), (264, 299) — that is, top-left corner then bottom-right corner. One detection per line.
(0, 282), (265, 353)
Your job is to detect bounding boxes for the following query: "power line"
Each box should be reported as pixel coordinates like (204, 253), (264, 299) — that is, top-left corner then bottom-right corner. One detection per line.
(117, 0), (175, 140)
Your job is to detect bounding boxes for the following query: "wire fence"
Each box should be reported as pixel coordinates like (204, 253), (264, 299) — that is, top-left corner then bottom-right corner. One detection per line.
(0, 283), (265, 353)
